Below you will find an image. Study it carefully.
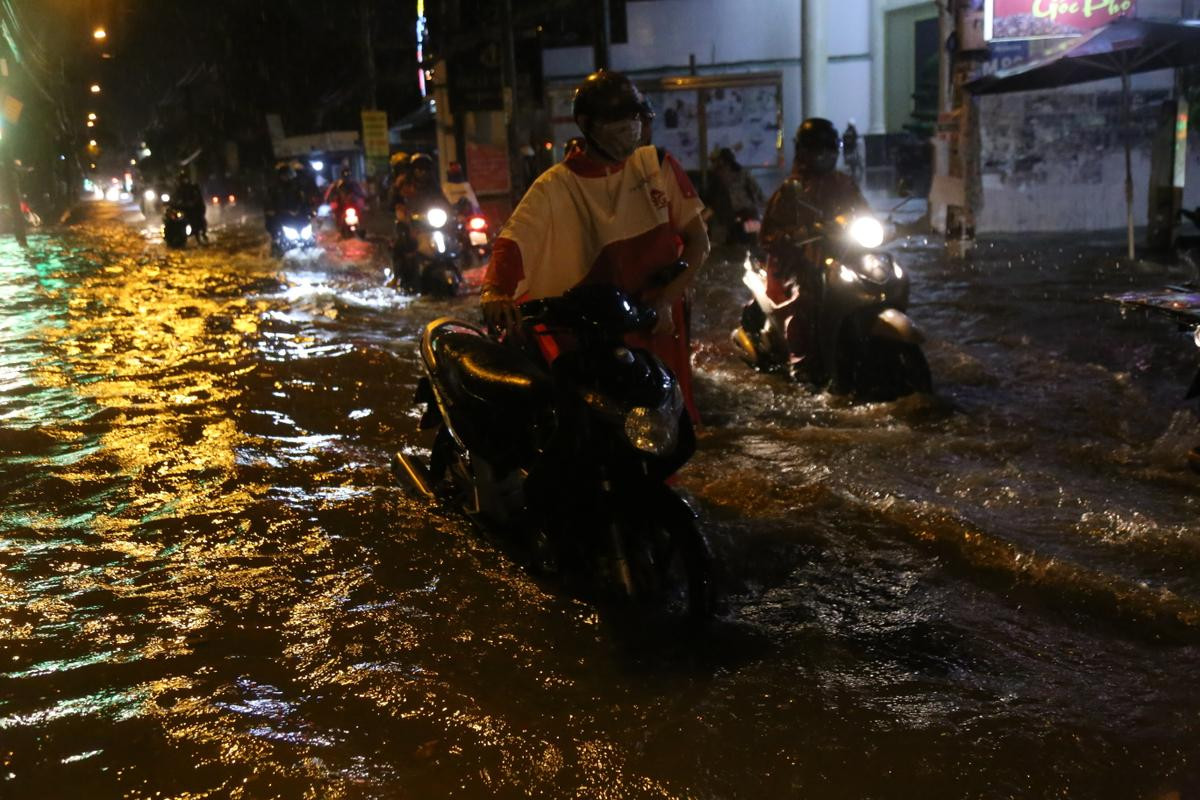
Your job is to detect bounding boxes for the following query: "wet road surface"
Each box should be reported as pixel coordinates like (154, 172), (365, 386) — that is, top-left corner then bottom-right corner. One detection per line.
(2, 200), (1199, 798)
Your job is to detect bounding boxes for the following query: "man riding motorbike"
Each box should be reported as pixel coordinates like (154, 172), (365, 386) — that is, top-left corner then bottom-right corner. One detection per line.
(480, 69), (710, 422)
(173, 169), (207, 244)
(389, 153), (458, 291)
(325, 167), (367, 236)
(759, 117), (870, 382)
(265, 162), (313, 254)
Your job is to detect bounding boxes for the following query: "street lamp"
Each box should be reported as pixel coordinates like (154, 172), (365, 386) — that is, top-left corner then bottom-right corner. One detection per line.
(89, 84), (101, 94)
(93, 27), (107, 41)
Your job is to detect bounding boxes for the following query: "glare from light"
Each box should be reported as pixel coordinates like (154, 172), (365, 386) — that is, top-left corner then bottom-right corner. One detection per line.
(468, 215), (487, 231)
(143, 189), (156, 201)
(86, 121), (94, 128)
(90, 84), (101, 94)
(893, 263), (904, 279)
(93, 27), (107, 40)
(88, 139), (97, 147)
(433, 230), (446, 253)
(426, 207), (448, 228)
(849, 216), (885, 249)
(838, 264), (859, 283)
(105, 186), (120, 201)
(301, 225), (312, 239)
(87, 112), (97, 121)
(309, 160), (324, 171)
(160, 193), (170, 203)
(283, 226), (300, 241)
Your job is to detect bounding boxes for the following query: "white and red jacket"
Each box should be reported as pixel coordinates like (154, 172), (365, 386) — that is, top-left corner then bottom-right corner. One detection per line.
(483, 145), (704, 420)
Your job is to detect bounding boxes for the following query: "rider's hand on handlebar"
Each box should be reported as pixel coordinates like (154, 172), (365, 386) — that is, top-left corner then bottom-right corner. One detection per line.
(481, 290), (521, 338)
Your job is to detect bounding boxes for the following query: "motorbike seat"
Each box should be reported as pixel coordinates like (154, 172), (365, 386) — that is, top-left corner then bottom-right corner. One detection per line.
(430, 330), (552, 414)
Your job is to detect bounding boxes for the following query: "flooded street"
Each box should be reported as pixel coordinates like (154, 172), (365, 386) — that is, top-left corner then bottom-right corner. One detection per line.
(3, 201), (1199, 798)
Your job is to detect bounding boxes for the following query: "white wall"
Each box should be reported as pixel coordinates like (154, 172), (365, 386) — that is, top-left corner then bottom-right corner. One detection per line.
(541, 0), (871, 192)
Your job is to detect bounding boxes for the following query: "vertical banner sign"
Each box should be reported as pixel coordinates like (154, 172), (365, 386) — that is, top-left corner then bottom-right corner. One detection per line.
(361, 110), (389, 176)
(984, 0), (1136, 41)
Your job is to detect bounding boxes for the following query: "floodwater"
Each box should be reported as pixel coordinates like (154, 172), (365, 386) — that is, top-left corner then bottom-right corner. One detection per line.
(2, 200), (1199, 799)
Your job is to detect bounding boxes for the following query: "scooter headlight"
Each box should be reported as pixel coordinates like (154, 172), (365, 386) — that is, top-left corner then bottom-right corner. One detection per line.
(301, 224), (313, 240)
(623, 385), (684, 457)
(624, 406), (679, 457)
(859, 253), (890, 283)
(849, 216), (885, 249)
(283, 226), (300, 241)
(160, 193), (171, 203)
(427, 207), (448, 228)
(143, 189), (156, 202)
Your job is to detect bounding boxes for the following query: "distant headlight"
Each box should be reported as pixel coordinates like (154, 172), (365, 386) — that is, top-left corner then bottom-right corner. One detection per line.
(301, 224), (312, 239)
(143, 189), (156, 202)
(426, 207), (448, 228)
(849, 216), (885, 249)
(283, 226), (299, 241)
(160, 193), (170, 203)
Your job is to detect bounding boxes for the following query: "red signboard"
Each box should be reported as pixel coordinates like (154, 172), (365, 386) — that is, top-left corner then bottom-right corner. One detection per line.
(984, 0), (1135, 41)
(465, 141), (511, 196)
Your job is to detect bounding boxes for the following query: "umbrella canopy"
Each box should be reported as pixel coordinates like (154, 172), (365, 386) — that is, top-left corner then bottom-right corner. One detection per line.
(967, 18), (1200, 259)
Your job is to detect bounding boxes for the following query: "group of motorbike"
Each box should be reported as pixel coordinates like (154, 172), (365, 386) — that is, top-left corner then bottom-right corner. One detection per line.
(388, 155), (492, 298)
(393, 144), (932, 624)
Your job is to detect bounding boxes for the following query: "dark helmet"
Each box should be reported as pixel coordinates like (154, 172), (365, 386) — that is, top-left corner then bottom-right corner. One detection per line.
(795, 118), (840, 174)
(795, 118), (840, 153)
(410, 153), (433, 172)
(572, 70), (652, 124)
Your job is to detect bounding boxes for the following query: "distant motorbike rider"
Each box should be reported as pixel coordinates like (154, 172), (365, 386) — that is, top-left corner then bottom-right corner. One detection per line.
(264, 163), (307, 233)
(443, 161), (481, 215)
(480, 69), (710, 421)
(387, 151), (411, 215)
(759, 117), (870, 381)
(324, 167), (366, 218)
(173, 169), (207, 243)
(709, 147), (765, 245)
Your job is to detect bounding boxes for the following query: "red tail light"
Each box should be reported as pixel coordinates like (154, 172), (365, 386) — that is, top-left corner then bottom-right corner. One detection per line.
(468, 215), (487, 231)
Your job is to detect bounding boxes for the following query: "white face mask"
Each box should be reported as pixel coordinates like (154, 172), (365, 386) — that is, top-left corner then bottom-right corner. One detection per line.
(591, 118), (643, 162)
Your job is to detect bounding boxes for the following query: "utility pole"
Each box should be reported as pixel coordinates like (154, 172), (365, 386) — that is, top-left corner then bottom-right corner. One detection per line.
(801, 0), (826, 119)
(593, 0), (611, 71)
(361, 0), (378, 109)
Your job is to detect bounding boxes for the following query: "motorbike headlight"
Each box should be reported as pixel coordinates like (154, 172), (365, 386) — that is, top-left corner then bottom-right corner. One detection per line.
(849, 216), (885, 249)
(859, 253), (890, 283)
(160, 193), (171, 203)
(427, 207), (448, 228)
(624, 405), (679, 457)
(283, 226), (299, 241)
(143, 189), (156, 202)
(185, 224), (193, 236)
(301, 225), (312, 239)
(838, 264), (860, 283)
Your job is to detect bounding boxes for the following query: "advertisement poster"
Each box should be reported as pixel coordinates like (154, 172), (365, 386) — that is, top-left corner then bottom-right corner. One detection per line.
(647, 90), (702, 169)
(702, 85), (781, 169)
(984, 0), (1135, 41)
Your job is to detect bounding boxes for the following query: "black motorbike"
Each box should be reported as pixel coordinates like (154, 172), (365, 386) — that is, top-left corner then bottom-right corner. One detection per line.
(271, 211), (316, 256)
(732, 210), (931, 400)
(162, 203), (191, 249)
(394, 269), (715, 618)
(391, 203), (464, 298)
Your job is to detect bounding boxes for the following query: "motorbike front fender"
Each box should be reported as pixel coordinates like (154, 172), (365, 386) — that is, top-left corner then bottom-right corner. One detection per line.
(870, 308), (924, 345)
